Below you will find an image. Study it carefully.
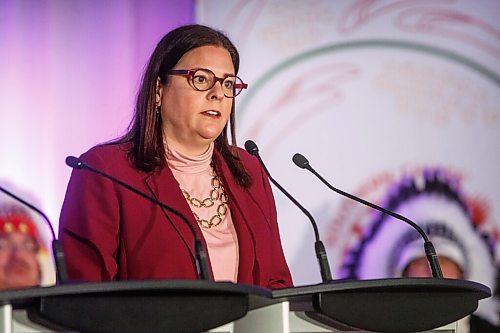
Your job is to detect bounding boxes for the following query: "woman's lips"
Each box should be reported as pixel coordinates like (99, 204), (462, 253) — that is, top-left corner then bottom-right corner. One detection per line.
(201, 110), (221, 119)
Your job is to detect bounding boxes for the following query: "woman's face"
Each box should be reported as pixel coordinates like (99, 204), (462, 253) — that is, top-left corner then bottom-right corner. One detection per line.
(159, 45), (235, 155)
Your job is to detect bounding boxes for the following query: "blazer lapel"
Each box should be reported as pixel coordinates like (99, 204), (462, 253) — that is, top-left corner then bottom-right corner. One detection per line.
(143, 167), (202, 262)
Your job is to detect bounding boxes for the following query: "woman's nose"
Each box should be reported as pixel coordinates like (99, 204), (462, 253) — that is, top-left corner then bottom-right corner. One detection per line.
(208, 80), (225, 100)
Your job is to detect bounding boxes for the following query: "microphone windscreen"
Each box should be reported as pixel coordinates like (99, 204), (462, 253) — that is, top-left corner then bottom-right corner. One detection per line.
(292, 153), (309, 169)
(65, 156), (83, 169)
(244, 140), (259, 156)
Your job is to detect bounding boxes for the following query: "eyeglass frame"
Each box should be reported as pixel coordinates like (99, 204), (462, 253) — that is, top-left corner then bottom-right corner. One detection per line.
(168, 68), (248, 98)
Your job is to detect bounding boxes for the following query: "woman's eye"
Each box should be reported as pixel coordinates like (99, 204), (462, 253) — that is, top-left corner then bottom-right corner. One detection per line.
(194, 76), (207, 83)
(224, 80), (234, 89)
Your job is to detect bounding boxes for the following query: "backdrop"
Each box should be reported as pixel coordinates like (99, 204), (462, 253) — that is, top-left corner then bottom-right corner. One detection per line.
(0, 0), (193, 225)
(1, 1), (498, 317)
(197, 0), (499, 321)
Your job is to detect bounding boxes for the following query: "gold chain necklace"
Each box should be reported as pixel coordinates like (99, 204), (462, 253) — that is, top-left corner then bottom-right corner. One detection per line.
(181, 168), (229, 229)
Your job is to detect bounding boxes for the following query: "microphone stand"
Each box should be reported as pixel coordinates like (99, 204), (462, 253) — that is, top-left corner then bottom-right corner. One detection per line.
(245, 141), (333, 282)
(292, 153), (443, 278)
(65, 156), (212, 281)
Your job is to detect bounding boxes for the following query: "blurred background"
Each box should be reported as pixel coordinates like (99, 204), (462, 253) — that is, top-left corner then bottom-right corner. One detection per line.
(1, 0), (498, 321)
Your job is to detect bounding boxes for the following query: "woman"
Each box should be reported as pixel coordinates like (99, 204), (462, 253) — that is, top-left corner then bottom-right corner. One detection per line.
(59, 24), (292, 289)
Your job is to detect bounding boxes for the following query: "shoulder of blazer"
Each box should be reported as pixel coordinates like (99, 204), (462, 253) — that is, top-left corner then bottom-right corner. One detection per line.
(79, 142), (150, 177)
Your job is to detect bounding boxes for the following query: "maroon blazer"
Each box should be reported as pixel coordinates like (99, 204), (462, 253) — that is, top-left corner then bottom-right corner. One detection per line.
(59, 143), (293, 289)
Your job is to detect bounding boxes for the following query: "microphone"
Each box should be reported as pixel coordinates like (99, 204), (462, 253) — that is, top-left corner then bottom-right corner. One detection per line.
(292, 153), (443, 278)
(65, 156), (211, 281)
(0, 186), (69, 284)
(244, 140), (333, 282)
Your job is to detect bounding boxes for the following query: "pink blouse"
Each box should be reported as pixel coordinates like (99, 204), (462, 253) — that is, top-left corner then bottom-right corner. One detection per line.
(165, 143), (239, 282)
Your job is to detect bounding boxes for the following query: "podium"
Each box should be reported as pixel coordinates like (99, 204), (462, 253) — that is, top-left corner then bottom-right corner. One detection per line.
(0, 278), (491, 333)
(0, 280), (274, 333)
(272, 278), (491, 332)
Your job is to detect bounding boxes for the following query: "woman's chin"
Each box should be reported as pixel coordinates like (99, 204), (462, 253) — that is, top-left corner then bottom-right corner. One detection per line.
(198, 128), (224, 142)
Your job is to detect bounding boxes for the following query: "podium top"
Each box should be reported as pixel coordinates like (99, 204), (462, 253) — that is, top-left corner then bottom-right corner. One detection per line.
(274, 278), (491, 333)
(273, 277), (491, 299)
(0, 280), (275, 333)
(0, 279), (273, 309)
(0, 278), (491, 333)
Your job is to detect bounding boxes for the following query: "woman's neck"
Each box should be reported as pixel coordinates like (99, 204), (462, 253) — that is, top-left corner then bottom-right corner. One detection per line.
(164, 138), (213, 157)
(165, 141), (214, 174)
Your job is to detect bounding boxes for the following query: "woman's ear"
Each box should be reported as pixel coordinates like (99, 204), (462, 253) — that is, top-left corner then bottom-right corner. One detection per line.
(155, 77), (163, 106)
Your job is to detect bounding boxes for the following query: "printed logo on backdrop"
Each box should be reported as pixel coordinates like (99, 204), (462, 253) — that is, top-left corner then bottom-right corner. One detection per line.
(197, 0), (500, 323)
(221, 0), (500, 282)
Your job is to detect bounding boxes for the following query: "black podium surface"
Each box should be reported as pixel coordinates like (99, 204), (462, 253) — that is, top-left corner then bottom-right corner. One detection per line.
(273, 278), (491, 333)
(0, 278), (491, 333)
(0, 280), (274, 333)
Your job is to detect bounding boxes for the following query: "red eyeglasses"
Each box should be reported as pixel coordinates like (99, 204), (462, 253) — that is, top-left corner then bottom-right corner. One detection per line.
(168, 68), (248, 98)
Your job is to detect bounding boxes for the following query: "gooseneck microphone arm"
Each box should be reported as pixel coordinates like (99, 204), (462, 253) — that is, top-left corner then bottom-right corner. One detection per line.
(65, 156), (211, 281)
(244, 141), (333, 282)
(292, 153), (443, 278)
(0, 186), (69, 284)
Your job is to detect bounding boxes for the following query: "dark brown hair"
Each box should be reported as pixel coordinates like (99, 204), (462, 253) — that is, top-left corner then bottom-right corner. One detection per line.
(117, 24), (251, 188)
